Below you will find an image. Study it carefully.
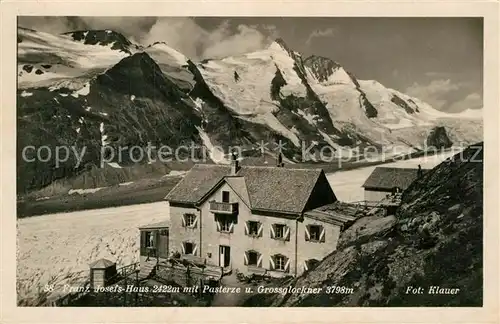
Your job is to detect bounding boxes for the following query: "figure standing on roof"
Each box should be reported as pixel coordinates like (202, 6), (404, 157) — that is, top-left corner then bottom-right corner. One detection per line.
(234, 70), (240, 82)
(417, 164), (423, 178)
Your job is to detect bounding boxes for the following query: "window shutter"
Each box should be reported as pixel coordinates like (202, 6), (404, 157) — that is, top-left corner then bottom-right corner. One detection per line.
(140, 231), (146, 247)
(257, 253), (263, 267)
(154, 231), (160, 245)
(257, 222), (263, 237)
(305, 225), (310, 241)
(181, 243), (185, 254)
(284, 257), (291, 273)
(216, 220), (221, 232)
(284, 226), (290, 241)
(244, 222), (249, 235)
(181, 214), (186, 227)
(269, 255), (275, 270)
(192, 243), (198, 256)
(319, 226), (325, 242)
(243, 252), (248, 265)
(229, 222), (234, 233)
(270, 224), (276, 239)
(192, 215), (198, 228)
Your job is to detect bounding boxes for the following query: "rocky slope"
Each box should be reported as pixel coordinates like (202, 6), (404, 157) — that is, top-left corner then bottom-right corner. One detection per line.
(17, 27), (483, 193)
(261, 142), (483, 307)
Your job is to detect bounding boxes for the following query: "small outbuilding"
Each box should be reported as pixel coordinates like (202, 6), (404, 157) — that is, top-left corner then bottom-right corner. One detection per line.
(138, 220), (170, 269)
(362, 166), (428, 202)
(89, 258), (117, 289)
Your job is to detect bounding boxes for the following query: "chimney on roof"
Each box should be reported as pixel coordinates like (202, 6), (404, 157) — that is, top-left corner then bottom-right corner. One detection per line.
(230, 151), (240, 175)
(276, 152), (284, 168)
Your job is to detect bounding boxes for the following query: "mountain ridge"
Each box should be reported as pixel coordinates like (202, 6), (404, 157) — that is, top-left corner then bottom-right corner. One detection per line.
(16, 27), (483, 193)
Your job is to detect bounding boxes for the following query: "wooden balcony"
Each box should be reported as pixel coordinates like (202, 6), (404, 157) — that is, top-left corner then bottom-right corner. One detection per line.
(209, 201), (238, 215)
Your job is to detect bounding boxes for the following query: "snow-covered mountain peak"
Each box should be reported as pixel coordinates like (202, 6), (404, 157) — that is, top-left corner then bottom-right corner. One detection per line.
(62, 29), (136, 54)
(17, 27), (131, 89)
(269, 38), (292, 52)
(16, 28), (483, 194)
(145, 41), (189, 66)
(303, 55), (343, 83)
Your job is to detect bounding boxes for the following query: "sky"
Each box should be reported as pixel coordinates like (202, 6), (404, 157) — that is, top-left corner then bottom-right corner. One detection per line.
(18, 17), (483, 113)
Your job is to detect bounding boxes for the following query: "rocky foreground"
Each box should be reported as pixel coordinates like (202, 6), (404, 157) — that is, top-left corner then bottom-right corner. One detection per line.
(247, 142), (483, 307)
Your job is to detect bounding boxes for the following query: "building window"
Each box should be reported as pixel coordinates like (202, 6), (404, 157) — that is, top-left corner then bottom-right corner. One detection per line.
(305, 224), (325, 242)
(274, 255), (285, 271)
(309, 225), (321, 241)
(270, 254), (289, 272)
(248, 251), (258, 266)
(184, 242), (193, 255)
(275, 224), (285, 239)
(222, 191), (230, 203)
(271, 224), (290, 241)
(245, 250), (261, 267)
(159, 229), (168, 236)
(182, 213), (197, 228)
(246, 221), (261, 237)
(304, 259), (320, 272)
(217, 214), (234, 233)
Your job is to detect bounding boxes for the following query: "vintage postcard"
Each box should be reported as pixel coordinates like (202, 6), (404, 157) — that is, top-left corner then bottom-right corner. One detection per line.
(1, 0), (499, 323)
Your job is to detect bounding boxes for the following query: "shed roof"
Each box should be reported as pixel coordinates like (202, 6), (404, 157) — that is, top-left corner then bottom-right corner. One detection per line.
(165, 164), (325, 214)
(362, 167), (428, 190)
(89, 258), (115, 269)
(138, 220), (170, 230)
(304, 201), (360, 226)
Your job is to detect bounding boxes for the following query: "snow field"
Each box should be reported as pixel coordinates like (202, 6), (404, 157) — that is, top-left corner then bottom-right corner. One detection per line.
(17, 202), (169, 305)
(18, 28), (129, 89)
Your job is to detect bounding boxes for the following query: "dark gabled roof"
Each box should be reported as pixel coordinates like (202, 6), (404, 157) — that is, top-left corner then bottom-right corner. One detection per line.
(362, 167), (428, 190)
(165, 164), (232, 204)
(165, 164), (325, 214)
(237, 166), (322, 214)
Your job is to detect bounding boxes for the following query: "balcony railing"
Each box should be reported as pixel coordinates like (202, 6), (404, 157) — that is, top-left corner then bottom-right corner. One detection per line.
(209, 201), (238, 214)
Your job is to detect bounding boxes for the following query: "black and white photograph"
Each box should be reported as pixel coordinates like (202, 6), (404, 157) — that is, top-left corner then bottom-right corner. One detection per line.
(7, 11), (493, 312)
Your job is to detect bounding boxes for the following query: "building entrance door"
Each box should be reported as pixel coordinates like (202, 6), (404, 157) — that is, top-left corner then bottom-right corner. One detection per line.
(219, 245), (231, 268)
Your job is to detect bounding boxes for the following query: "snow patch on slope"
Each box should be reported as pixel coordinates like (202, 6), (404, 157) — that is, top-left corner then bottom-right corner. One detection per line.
(196, 126), (229, 164)
(295, 110), (321, 126)
(99, 122), (109, 146)
(193, 97), (204, 112)
(18, 28), (129, 89)
(107, 162), (122, 169)
(70, 82), (90, 98)
(68, 187), (105, 195)
(239, 113), (301, 147)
